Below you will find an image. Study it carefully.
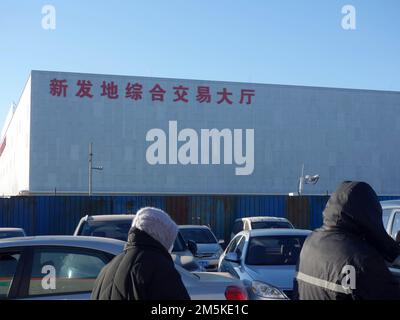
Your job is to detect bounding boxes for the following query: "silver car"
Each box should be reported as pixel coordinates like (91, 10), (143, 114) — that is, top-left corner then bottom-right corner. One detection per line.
(230, 216), (294, 240)
(219, 228), (311, 300)
(74, 214), (202, 271)
(179, 225), (224, 272)
(381, 200), (400, 240)
(0, 236), (247, 300)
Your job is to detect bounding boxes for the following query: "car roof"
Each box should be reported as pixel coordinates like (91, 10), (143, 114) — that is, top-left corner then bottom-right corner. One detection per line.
(237, 228), (311, 238)
(0, 228), (25, 232)
(380, 200), (400, 209)
(235, 216), (290, 223)
(80, 214), (136, 222)
(0, 235), (126, 255)
(179, 225), (210, 229)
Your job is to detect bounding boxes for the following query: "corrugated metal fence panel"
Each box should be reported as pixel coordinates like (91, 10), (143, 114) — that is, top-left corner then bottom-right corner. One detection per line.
(309, 196), (329, 230)
(1, 195), (400, 237)
(186, 196), (235, 242)
(234, 196), (286, 219)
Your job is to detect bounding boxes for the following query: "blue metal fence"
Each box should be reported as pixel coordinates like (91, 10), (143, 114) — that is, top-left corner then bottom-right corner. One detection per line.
(0, 195), (398, 242)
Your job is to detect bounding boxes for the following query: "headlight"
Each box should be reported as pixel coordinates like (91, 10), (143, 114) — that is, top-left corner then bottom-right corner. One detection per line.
(251, 281), (287, 300)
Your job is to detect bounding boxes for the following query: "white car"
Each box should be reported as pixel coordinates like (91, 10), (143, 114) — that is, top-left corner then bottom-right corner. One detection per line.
(231, 216), (294, 240)
(74, 214), (202, 272)
(179, 225), (224, 272)
(0, 236), (247, 300)
(220, 229), (311, 300)
(0, 228), (26, 239)
(381, 200), (400, 240)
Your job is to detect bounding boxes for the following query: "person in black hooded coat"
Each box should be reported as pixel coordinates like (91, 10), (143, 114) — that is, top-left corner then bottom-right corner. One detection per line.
(295, 181), (400, 300)
(91, 207), (190, 300)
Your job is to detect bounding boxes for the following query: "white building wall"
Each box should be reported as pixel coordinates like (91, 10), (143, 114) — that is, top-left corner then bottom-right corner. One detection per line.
(0, 76), (31, 196)
(3, 70), (400, 196)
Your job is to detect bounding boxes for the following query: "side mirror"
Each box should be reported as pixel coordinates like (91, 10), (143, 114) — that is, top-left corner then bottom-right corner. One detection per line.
(395, 231), (400, 243)
(225, 252), (240, 263)
(218, 239), (225, 245)
(187, 240), (198, 257)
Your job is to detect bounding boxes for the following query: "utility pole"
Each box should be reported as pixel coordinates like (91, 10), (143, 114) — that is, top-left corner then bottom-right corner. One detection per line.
(88, 142), (103, 196)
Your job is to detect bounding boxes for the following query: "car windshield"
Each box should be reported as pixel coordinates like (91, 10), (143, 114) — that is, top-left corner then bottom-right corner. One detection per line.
(173, 232), (187, 252)
(79, 219), (184, 252)
(251, 221), (293, 230)
(80, 220), (133, 241)
(246, 235), (307, 266)
(0, 231), (25, 239)
(179, 228), (217, 244)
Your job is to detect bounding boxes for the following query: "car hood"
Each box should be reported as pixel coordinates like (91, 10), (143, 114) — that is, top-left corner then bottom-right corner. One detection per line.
(193, 271), (235, 282)
(196, 243), (221, 255)
(172, 250), (203, 272)
(244, 265), (296, 290)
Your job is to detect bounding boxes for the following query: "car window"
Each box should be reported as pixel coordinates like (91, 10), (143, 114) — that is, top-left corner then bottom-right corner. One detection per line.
(0, 231), (25, 239)
(251, 221), (293, 230)
(246, 236), (307, 266)
(391, 212), (400, 239)
(180, 228), (217, 244)
(79, 219), (133, 241)
(28, 247), (109, 297)
(382, 209), (392, 230)
(232, 221), (243, 235)
(235, 237), (246, 257)
(0, 252), (21, 299)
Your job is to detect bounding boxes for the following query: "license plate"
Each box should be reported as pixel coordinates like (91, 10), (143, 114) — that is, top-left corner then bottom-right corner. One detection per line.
(198, 260), (209, 267)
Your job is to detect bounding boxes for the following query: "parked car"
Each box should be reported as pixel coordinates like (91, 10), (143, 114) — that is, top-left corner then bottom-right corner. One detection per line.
(0, 236), (247, 300)
(231, 216), (294, 240)
(73, 214), (202, 271)
(381, 200), (400, 240)
(179, 225), (224, 272)
(0, 228), (26, 239)
(219, 228), (311, 300)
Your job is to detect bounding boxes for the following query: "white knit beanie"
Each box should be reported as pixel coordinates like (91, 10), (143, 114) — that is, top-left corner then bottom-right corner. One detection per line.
(131, 207), (178, 252)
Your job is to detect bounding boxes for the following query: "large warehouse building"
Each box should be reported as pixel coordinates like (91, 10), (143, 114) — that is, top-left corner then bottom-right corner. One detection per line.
(0, 70), (399, 196)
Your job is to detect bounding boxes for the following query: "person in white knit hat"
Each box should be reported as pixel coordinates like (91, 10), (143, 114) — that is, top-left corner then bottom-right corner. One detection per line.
(91, 207), (190, 300)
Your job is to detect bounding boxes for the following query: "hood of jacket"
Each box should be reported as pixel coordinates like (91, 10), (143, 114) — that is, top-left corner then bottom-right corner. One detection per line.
(322, 181), (400, 262)
(129, 207), (178, 252)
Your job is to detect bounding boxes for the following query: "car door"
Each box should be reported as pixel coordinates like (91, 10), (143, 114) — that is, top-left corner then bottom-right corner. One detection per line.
(219, 236), (240, 272)
(0, 248), (26, 300)
(389, 211), (400, 240)
(220, 236), (246, 278)
(228, 236), (246, 280)
(14, 246), (114, 300)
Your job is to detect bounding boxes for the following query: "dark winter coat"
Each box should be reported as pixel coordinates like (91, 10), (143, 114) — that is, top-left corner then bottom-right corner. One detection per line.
(295, 181), (400, 300)
(91, 228), (190, 300)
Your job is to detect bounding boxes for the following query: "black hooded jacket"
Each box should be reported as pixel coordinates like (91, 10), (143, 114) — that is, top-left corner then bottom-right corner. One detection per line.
(91, 228), (190, 300)
(295, 181), (400, 300)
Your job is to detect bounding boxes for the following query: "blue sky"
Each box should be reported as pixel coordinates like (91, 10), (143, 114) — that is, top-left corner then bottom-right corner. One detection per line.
(1, 0), (399, 125)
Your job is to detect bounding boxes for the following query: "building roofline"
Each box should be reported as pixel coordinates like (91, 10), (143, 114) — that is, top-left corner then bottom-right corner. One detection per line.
(1, 72), (32, 141)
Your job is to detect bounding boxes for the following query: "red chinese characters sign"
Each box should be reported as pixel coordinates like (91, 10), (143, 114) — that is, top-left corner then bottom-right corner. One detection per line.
(49, 79), (255, 105)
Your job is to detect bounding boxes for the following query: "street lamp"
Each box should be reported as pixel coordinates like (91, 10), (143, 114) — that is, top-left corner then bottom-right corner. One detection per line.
(88, 142), (103, 196)
(296, 164), (319, 196)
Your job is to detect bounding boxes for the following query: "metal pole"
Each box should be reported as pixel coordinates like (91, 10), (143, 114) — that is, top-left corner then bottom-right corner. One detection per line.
(298, 164), (305, 196)
(89, 142), (93, 196)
